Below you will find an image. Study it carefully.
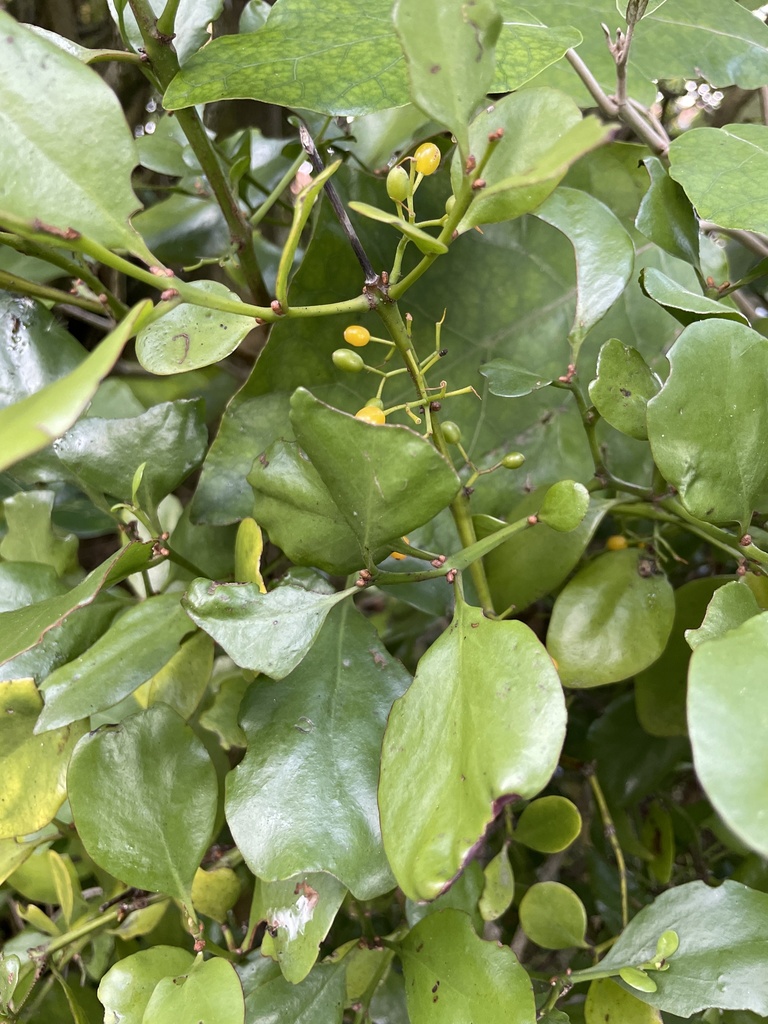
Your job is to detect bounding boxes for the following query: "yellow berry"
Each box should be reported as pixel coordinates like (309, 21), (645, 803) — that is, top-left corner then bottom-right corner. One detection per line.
(344, 325), (371, 347)
(355, 406), (386, 425)
(414, 142), (441, 176)
(606, 535), (629, 551)
(390, 550), (407, 561)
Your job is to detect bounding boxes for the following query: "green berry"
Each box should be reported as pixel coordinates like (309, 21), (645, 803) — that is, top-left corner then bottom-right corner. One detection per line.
(445, 195), (456, 216)
(332, 348), (364, 373)
(386, 165), (410, 203)
(441, 420), (462, 445)
(501, 452), (526, 469)
(364, 397), (384, 409)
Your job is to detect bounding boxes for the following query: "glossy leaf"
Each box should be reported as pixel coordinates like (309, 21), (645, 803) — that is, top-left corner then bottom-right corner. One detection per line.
(585, 978), (662, 1024)
(639, 268), (747, 327)
(537, 480), (589, 533)
(688, 613), (768, 857)
(134, 629), (214, 722)
(0, 302), (150, 474)
(479, 362), (553, 398)
(347, 201), (448, 255)
(477, 495), (612, 614)
(183, 577), (354, 680)
(514, 796), (582, 853)
(0, 679), (85, 839)
(289, 389), (460, 561)
(405, 860), (484, 933)
(142, 954), (245, 1024)
(250, 873), (346, 983)
(393, 0), (501, 157)
(35, 593), (195, 732)
(479, 844), (515, 921)
(635, 157), (700, 269)
(248, 440), (386, 574)
(534, 187), (634, 360)
(399, 909), (536, 1023)
(197, 663), (251, 750)
(0, 13), (148, 256)
(547, 550), (675, 688)
(579, 880), (768, 1016)
(107, 0), (223, 65)
(240, 957), (345, 1024)
(646, 320), (768, 527)
(98, 946), (196, 1024)
(227, 602), (409, 898)
(68, 704), (218, 901)
(493, 4), (581, 91)
(519, 882), (587, 949)
(453, 91), (607, 231)
(686, 580), (760, 651)
(0, 490), (78, 577)
(191, 865), (240, 923)
(136, 281), (257, 375)
(634, 577), (727, 738)
(588, 339), (661, 440)
(55, 399), (207, 514)
(379, 601), (566, 900)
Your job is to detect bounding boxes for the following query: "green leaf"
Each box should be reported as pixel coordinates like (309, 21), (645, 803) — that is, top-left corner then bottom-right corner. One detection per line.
(198, 663), (251, 750)
(479, 361), (553, 398)
(107, 0), (223, 65)
(537, 479), (589, 532)
(55, 399), (207, 515)
(136, 281), (257, 375)
(347, 201), (448, 255)
(669, 125), (768, 236)
(586, 978), (662, 1023)
(406, 860), (485, 932)
(634, 577), (728, 738)
(635, 157), (700, 269)
(646, 320), (768, 527)
(0, 541), (151, 669)
(639, 268), (748, 327)
(393, 0), (501, 157)
(227, 602), (408, 898)
(164, 0), (409, 116)
(35, 593), (196, 732)
(0, 302), (150, 474)
(183, 577), (354, 680)
(399, 909), (536, 1023)
(191, 865), (241, 923)
(686, 580), (761, 651)
(588, 339), (661, 440)
(248, 440), (384, 575)
(289, 388), (460, 562)
(240, 957), (345, 1024)
(135, 629), (214, 721)
(514, 796), (582, 853)
(519, 881), (587, 949)
(688, 613), (768, 857)
(0, 13), (148, 257)
(98, 948), (197, 1024)
(142, 954), (245, 1024)
(0, 953), (20, 1010)
(68, 704), (218, 901)
(547, 549), (675, 687)
(0, 679), (85, 839)
(479, 844), (515, 921)
(249, 873), (346, 983)
(493, 4), (581, 91)
(477, 495), (613, 614)
(0, 490), (78, 576)
(579, 880), (768, 1016)
(534, 188), (634, 360)
(452, 91), (608, 231)
(379, 602), (566, 900)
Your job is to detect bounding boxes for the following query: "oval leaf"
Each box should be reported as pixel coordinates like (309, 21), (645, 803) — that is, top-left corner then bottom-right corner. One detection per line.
(586, 978), (662, 1022)
(588, 339), (661, 441)
(98, 947), (196, 1024)
(143, 955), (245, 1024)
(519, 881), (587, 949)
(537, 479), (589, 533)
(514, 796), (582, 854)
(479, 844), (515, 922)
(379, 601), (566, 901)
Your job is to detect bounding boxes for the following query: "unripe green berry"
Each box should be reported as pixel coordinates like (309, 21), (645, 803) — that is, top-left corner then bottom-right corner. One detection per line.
(441, 420), (462, 445)
(501, 452), (526, 469)
(332, 348), (364, 373)
(386, 165), (410, 203)
(445, 195), (456, 216)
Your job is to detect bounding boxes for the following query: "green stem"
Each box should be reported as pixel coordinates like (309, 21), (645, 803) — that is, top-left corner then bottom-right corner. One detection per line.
(44, 896), (170, 956)
(126, 0), (268, 304)
(250, 151), (307, 228)
(0, 269), (110, 315)
(166, 546), (210, 579)
(156, 0), (182, 36)
(588, 768), (628, 930)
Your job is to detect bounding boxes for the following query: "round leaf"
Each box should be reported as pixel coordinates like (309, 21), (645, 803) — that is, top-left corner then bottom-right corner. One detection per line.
(399, 909), (535, 1024)
(514, 796), (582, 854)
(519, 881), (587, 949)
(537, 480), (589, 533)
(586, 978), (662, 1023)
(588, 339), (661, 441)
(379, 602), (566, 901)
(98, 947), (195, 1024)
(68, 704), (218, 901)
(688, 612), (768, 857)
(547, 549), (675, 688)
(191, 867), (241, 923)
(685, 580), (760, 651)
(143, 955), (245, 1024)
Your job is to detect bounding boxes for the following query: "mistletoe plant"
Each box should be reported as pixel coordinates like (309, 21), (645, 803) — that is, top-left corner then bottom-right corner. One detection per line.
(3, 0), (768, 1021)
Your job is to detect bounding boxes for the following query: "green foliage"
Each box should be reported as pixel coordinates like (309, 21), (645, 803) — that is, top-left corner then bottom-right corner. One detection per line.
(4, 2), (768, 1021)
